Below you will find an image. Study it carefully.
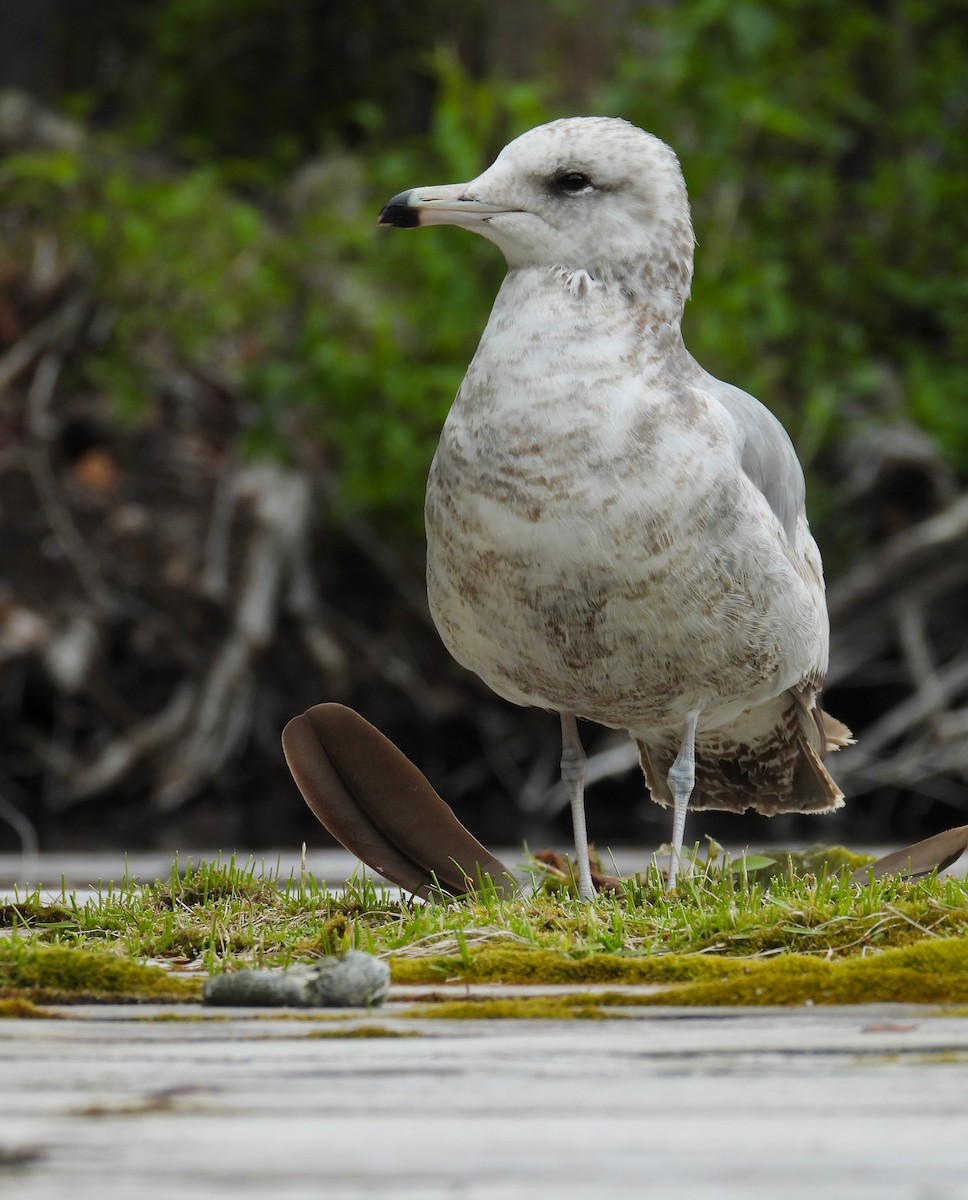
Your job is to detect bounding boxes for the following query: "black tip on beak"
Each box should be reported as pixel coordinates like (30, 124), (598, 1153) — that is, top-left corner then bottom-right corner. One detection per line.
(377, 190), (420, 228)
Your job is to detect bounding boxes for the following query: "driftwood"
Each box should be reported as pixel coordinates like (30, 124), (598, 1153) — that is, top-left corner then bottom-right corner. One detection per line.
(0, 213), (467, 852)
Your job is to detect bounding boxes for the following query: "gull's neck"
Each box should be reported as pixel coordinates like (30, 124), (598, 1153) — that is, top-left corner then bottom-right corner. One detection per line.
(597, 252), (692, 326)
(507, 249), (692, 329)
(479, 263), (695, 390)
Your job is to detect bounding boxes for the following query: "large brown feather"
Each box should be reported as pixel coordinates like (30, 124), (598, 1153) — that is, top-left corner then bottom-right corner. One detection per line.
(283, 704), (516, 899)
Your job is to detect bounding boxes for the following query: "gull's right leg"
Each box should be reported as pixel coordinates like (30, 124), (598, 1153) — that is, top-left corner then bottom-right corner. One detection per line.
(560, 712), (595, 901)
(666, 709), (701, 890)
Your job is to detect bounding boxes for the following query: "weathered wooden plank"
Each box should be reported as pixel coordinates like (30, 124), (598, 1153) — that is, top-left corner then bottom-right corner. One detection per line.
(3, 1007), (968, 1198)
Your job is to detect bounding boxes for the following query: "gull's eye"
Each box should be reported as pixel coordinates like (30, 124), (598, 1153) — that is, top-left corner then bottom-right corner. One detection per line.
(555, 171), (594, 195)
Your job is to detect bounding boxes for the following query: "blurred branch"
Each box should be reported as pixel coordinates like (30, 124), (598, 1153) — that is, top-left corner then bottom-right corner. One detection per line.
(24, 347), (121, 617)
(201, 456), (237, 604)
(0, 87), (84, 153)
(827, 494), (968, 627)
(340, 513), (435, 631)
(827, 492), (968, 800)
(153, 464), (312, 812)
(0, 293), (88, 392)
(895, 598), (947, 742)
(0, 776), (38, 858)
(59, 683), (197, 807)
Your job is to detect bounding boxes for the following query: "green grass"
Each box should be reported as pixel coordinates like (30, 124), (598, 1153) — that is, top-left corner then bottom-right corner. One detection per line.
(2, 848), (968, 1005)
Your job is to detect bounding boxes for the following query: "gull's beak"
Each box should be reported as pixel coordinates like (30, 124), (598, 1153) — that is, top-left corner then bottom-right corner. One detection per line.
(377, 183), (514, 229)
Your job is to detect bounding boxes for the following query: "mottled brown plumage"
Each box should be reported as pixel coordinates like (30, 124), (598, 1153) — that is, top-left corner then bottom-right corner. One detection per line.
(379, 117), (851, 895)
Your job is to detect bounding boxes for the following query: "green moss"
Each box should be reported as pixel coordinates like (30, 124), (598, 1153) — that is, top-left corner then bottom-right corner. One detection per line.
(628, 939), (968, 1007)
(304, 1025), (422, 1038)
(139, 1009), (354, 1023)
(394, 938), (968, 1013)
(156, 861), (279, 909)
(905, 1051), (968, 1065)
(0, 943), (202, 1004)
(391, 943), (750, 986)
(292, 914), (353, 957)
(4, 851), (968, 1005)
(0, 901), (76, 927)
(0, 996), (59, 1018)
(407, 995), (611, 1020)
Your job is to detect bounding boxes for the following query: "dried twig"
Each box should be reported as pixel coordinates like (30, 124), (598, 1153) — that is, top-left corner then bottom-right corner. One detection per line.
(201, 456), (238, 603)
(0, 777), (39, 857)
(834, 655), (968, 776)
(152, 466), (304, 811)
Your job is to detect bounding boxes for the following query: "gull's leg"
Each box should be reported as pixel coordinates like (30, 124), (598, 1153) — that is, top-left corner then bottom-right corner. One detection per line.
(560, 712), (594, 900)
(666, 709), (701, 890)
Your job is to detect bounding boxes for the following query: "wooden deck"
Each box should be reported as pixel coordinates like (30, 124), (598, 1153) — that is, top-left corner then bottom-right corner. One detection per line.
(4, 999), (968, 1198)
(4, 850), (968, 1197)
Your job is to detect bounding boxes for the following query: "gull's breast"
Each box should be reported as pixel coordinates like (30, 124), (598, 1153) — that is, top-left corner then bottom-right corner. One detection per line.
(423, 271), (827, 733)
(425, 385), (826, 733)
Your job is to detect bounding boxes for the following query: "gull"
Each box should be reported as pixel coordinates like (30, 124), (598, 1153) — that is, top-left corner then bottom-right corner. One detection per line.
(378, 117), (851, 899)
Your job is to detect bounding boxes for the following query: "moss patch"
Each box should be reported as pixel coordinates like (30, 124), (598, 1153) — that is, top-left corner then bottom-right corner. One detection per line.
(304, 1024), (422, 1038)
(635, 938), (968, 1007)
(5, 851), (968, 1013)
(0, 901), (76, 927)
(389, 943), (752, 986)
(0, 943), (201, 1004)
(400, 938), (968, 1015)
(8, 849), (968, 970)
(0, 996), (60, 1018)
(766, 845), (875, 878)
(406, 994), (623, 1020)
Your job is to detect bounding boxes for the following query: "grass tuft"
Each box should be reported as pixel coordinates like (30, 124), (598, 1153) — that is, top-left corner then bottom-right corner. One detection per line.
(2, 847), (967, 1008)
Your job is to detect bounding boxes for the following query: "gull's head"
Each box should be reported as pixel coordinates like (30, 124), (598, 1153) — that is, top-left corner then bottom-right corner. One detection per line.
(378, 117), (694, 309)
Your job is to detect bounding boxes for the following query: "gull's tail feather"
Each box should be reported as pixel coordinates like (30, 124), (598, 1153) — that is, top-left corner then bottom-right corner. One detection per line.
(789, 720), (844, 812)
(636, 689), (850, 817)
(819, 709), (854, 753)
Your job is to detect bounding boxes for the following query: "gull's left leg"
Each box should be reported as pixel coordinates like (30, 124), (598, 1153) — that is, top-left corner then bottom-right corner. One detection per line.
(560, 712), (595, 900)
(666, 709), (702, 889)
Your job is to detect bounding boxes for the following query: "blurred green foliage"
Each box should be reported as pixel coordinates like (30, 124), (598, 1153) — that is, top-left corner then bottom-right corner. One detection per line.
(3, 0), (966, 542)
(603, 0), (968, 481)
(1, 78), (533, 522)
(54, 0), (459, 168)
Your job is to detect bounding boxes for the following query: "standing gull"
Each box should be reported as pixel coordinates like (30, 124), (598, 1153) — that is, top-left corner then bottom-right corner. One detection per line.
(378, 117), (851, 898)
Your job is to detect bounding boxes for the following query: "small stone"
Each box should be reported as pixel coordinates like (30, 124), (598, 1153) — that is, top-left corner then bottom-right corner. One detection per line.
(304, 951), (391, 1007)
(203, 968), (311, 1008)
(202, 952), (390, 1008)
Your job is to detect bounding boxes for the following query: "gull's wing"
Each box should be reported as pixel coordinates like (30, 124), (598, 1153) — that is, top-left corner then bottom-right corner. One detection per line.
(709, 378), (806, 543)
